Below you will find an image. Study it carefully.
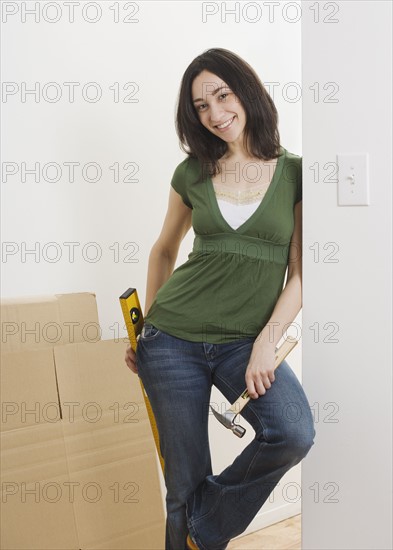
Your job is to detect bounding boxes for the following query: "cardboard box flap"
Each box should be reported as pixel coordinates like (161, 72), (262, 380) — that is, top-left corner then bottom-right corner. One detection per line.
(0, 348), (60, 432)
(1, 292), (100, 354)
(55, 339), (144, 418)
(55, 292), (100, 344)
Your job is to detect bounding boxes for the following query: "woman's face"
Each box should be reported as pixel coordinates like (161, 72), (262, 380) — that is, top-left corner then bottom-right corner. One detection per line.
(191, 70), (247, 146)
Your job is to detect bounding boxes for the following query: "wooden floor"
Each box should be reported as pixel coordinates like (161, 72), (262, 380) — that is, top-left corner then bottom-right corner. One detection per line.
(227, 514), (301, 550)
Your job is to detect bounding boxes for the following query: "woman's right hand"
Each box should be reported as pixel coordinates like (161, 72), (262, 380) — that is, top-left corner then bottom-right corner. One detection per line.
(125, 344), (138, 374)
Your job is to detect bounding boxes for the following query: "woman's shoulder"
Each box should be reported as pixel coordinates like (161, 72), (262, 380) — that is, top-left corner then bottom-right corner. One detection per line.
(280, 147), (302, 202)
(172, 155), (204, 185)
(178, 155), (201, 170)
(281, 147), (302, 179)
(282, 147), (302, 162)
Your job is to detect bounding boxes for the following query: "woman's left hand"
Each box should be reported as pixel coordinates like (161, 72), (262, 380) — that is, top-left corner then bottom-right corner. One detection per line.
(245, 342), (276, 399)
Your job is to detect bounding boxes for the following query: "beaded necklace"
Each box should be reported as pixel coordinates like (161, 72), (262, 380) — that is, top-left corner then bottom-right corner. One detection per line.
(212, 180), (271, 205)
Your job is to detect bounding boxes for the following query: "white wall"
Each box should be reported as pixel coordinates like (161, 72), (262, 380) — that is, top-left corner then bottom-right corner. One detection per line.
(1, 0), (304, 538)
(302, 1), (392, 548)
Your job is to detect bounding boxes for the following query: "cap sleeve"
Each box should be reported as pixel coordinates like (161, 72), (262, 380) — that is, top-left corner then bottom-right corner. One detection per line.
(296, 157), (302, 203)
(170, 158), (192, 209)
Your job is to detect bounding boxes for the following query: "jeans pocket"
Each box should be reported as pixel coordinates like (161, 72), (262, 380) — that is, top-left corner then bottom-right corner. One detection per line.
(139, 322), (162, 341)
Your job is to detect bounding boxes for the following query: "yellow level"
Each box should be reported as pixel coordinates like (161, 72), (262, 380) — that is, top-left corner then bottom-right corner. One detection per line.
(119, 288), (165, 474)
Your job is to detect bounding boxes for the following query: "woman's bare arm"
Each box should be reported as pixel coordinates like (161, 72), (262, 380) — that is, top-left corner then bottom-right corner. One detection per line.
(125, 186), (192, 373)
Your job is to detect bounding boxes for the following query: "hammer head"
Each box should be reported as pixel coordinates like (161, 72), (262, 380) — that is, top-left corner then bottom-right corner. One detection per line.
(209, 405), (246, 438)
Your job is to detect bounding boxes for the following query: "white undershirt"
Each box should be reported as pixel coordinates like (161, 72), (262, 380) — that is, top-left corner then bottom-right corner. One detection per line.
(213, 181), (270, 230)
(215, 199), (261, 230)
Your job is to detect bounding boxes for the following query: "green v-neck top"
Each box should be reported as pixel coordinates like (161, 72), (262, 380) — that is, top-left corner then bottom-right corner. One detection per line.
(144, 146), (302, 343)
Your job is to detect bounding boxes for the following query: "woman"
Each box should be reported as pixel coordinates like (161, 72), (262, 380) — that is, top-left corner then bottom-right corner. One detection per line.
(125, 48), (315, 550)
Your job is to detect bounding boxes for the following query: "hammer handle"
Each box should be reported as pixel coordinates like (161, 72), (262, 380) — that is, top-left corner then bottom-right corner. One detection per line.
(227, 336), (299, 415)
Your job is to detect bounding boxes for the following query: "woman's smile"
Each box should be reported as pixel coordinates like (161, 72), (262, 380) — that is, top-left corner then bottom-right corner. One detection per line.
(214, 115), (236, 131)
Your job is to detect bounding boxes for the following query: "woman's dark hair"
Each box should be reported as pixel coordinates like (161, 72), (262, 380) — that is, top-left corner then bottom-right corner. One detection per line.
(175, 47), (281, 182)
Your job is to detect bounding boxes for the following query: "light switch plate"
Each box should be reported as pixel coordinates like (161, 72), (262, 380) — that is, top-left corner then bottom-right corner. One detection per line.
(337, 153), (370, 206)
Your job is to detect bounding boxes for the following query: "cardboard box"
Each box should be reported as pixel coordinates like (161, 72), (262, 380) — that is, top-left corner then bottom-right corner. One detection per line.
(1, 292), (166, 550)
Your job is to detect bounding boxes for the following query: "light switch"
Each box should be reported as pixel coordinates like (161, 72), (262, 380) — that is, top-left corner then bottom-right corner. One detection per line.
(337, 153), (370, 206)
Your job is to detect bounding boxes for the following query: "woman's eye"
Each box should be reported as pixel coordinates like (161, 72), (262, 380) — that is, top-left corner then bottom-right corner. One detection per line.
(197, 104), (207, 111)
(220, 93), (228, 99)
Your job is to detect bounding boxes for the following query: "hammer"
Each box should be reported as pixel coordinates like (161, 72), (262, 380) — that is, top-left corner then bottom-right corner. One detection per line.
(209, 336), (299, 437)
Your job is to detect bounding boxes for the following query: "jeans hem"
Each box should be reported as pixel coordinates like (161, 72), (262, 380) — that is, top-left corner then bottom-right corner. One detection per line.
(186, 492), (229, 550)
(186, 493), (208, 550)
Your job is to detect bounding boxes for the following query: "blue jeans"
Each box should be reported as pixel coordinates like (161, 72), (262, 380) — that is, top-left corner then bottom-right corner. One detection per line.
(136, 323), (316, 550)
